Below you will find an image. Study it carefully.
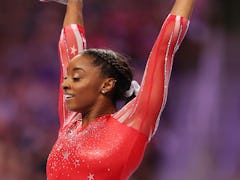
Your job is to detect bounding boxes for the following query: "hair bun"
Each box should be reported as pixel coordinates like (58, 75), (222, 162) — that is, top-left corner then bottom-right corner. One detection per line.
(125, 80), (140, 98)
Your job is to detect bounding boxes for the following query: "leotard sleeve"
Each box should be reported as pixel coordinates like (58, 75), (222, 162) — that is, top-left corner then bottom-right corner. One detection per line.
(113, 14), (190, 139)
(58, 24), (86, 129)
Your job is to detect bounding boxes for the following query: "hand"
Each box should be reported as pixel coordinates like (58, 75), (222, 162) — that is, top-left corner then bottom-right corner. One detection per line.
(39, 0), (68, 5)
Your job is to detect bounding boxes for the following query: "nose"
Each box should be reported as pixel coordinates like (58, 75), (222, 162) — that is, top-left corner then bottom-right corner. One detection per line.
(62, 78), (70, 90)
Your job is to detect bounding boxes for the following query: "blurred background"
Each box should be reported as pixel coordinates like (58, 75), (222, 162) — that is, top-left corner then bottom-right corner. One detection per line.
(0, 0), (240, 179)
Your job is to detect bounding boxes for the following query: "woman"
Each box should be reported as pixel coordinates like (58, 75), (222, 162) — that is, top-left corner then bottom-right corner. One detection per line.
(41, 0), (195, 179)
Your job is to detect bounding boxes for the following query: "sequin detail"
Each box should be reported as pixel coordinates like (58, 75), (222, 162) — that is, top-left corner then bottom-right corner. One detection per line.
(47, 115), (147, 179)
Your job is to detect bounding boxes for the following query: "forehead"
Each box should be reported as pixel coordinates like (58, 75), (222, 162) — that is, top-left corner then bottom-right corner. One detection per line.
(67, 54), (98, 73)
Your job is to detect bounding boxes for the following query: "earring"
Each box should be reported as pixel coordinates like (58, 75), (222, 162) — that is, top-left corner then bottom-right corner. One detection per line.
(101, 90), (106, 94)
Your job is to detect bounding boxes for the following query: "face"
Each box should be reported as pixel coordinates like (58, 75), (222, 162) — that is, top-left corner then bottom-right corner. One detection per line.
(62, 54), (105, 113)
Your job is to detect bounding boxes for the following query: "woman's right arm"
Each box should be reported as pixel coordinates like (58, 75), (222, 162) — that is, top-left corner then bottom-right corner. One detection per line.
(57, 0), (86, 129)
(114, 0), (194, 139)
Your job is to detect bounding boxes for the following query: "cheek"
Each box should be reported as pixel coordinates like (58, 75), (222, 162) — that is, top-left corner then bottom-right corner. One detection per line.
(74, 81), (101, 98)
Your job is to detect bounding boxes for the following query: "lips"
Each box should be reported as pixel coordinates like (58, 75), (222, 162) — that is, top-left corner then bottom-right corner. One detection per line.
(64, 94), (75, 101)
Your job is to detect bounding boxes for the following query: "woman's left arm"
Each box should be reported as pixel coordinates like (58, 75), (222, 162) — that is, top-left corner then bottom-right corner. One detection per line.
(171, 0), (195, 19)
(57, 0), (86, 129)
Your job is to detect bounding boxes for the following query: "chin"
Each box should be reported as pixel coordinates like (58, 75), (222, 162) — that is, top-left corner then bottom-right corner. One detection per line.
(66, 105), (82, 113)
(66, 104), (77, 111)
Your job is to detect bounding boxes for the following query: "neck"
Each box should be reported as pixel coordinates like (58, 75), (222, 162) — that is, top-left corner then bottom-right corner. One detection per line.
(81, 98), (116, 127)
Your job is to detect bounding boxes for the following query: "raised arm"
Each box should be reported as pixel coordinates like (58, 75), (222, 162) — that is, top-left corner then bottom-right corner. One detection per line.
(171, 0), (195, 19)
(57, 0), (86, 129)
(63, 0), (84, 27)
(114, 0), (195, 138)
(58, 0), (86, 75)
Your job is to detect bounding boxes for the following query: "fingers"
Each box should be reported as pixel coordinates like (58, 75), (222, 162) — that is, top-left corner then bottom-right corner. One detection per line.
(39, 0), (68, 5)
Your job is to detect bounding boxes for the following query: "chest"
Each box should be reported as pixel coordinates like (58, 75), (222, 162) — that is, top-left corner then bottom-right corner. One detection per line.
(54, 118), (129, 161)
(47, 117), (147, 179)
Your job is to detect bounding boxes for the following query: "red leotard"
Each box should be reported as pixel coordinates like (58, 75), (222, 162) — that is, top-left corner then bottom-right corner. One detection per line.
(47, 14), (189, 180)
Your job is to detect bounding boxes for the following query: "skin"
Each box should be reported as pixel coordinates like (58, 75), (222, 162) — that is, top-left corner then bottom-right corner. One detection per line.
(63, 0), (84, 27)
(62, 54), (117, 126)
(171, 0), (195, 19)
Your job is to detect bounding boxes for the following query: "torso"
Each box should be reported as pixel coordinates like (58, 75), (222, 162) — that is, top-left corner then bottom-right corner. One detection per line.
(47, 114), (148, 180)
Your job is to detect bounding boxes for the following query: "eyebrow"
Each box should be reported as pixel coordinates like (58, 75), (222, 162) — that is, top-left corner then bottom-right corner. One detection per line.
(72, 67), (86, 72)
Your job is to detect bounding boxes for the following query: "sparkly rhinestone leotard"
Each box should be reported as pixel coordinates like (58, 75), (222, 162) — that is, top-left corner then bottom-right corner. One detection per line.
(47, 14), (189, 180)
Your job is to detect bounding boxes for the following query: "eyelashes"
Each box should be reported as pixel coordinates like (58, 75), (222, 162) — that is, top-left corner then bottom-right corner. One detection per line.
(63, 76), (81, 82)
(72, 77), (81, 82)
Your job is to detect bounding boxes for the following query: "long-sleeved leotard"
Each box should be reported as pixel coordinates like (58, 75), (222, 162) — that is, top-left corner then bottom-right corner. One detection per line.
(47, 14), (189, 180)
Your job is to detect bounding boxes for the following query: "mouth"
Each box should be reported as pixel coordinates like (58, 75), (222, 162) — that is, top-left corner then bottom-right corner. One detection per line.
(64, 94), (75, 101)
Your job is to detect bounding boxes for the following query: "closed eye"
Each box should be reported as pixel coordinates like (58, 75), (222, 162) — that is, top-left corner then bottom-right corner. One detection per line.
(72, 77), (80, 82)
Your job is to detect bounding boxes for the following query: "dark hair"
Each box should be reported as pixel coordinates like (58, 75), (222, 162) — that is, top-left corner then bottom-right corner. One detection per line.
(82, 48), (134, 104)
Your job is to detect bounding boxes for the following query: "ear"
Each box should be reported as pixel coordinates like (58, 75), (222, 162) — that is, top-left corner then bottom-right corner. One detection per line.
(100, 78), (116, 94)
